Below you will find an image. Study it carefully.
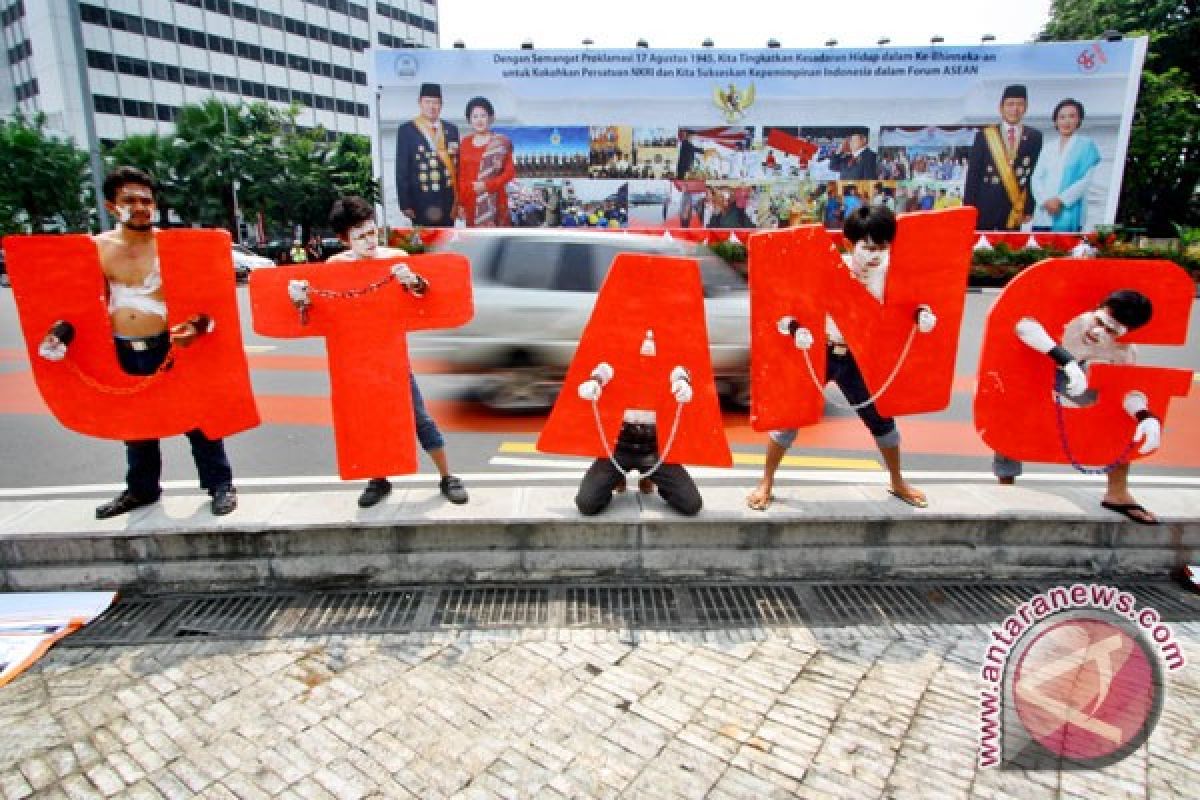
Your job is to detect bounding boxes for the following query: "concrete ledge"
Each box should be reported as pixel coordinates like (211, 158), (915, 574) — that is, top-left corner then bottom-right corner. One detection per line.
(1, 484), (1197, 591)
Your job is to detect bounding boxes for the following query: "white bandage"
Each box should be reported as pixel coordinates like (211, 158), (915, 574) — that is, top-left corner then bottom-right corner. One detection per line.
(38, 338), (67, 362)
(288, 279), (310, 307)
(1062, 361), (1088, 396)
(916, 305), (937, 334)
(671, 378), (693, 404)
(1133, 416), (1161, 454)
(1014, 317), (1057, 353)
(578, 379), (602, 401)
(391, 263), (421, 289)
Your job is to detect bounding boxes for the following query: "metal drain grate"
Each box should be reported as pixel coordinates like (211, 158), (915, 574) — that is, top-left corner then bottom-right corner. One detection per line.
(67, 599), (177, 645)
(690, 585), (806, 626)
(565, 586), (680, 628)
(165, 594), (294, 638)
(1116, 583), (1200, 621)
(276, 589), (423, 635)
(927, 583), (1045, 622)
(432, 587), (549, 628)
(60, 581), (1200, 646)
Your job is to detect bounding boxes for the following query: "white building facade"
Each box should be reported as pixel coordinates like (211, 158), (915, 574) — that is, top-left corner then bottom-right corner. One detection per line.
(0, 0), (439, 148)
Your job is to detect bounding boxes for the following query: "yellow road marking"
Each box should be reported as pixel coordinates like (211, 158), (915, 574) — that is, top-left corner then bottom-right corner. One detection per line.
(498, 442), (879, 470)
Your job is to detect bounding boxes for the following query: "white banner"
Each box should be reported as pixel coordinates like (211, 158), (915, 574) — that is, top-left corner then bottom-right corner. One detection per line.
(370, 39), (1147, 233)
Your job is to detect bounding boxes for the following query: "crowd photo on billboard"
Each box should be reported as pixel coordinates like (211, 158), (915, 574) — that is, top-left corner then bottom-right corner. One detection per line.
(373, 40), (1145, 233)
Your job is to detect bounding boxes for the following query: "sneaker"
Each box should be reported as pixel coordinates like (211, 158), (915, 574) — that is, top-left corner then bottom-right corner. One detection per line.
(211, 486), (238, 516)
(358, 478), (392, 508)
(95, 490), (158, 520)
(439, 475), (468, 504)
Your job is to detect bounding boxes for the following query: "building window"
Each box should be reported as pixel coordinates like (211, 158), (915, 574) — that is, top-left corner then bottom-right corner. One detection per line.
(7, 39), (31, 65)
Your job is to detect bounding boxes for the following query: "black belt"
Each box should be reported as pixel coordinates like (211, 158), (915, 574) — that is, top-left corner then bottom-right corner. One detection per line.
(114, 333), (169, 352)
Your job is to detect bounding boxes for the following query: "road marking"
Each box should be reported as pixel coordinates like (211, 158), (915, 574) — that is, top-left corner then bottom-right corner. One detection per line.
(244, 345), (277, 353)
(498, 441), (880, 470)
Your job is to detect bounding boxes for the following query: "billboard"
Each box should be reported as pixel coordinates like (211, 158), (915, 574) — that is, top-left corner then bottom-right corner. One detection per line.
(370, 39), (1147, 233)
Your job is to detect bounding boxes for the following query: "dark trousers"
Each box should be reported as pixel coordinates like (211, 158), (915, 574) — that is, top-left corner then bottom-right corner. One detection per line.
(827, 347), (898, 444)
(575, 423), (702, 516)
(115, 334), (233, 499)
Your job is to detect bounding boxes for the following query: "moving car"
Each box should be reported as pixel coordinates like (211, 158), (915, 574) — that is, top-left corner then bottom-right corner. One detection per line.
(418, 229), (750, 410)
(232, 244), (274, 282)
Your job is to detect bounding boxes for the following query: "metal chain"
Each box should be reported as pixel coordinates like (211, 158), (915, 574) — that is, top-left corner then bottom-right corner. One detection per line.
(308, 273), (398, 300)
(1053, 387), (1137, 474)
(800, 323), (918, 411)
(61, 351), (176, 396)
(590, 397), (686, 480)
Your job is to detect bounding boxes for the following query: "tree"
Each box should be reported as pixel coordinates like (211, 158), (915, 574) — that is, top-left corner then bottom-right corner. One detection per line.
(1040, 0), (1199, 234)
(0, 112), (93, 233)
(171, 98), (288, 232)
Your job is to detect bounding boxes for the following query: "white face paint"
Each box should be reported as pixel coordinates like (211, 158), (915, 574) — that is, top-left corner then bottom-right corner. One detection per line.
(1082, 308), (1127, 347)
(851, 239), (890, 278)
(347, 221), (378, 258)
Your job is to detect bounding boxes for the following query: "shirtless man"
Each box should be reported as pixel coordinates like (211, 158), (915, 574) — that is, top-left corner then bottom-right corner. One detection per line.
(41, 166), (238, 518)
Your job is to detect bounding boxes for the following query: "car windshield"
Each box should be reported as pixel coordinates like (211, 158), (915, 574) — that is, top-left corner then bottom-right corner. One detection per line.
(697, 255), (747, 294)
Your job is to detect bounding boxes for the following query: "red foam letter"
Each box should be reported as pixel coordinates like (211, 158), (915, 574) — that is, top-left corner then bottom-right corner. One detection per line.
(975, 258), (1193, 465)
(749, 207), (976, 430)
(249, 254), (472, 479)
(537, 252), (731, 467)
(5, 231), (258, 440)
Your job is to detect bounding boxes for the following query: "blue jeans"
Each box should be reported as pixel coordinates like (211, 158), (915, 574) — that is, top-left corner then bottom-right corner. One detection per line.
(770, 344), (900, 451)
(115, 334), (233, 499)
(410, 372), (444, 452)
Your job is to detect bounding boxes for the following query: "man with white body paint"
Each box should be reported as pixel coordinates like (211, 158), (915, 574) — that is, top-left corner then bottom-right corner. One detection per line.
(38, 166), (237, 519)
(746, 205), (937, 511)
(993, 289), (1162, 524)
(324, 196), (469, 508)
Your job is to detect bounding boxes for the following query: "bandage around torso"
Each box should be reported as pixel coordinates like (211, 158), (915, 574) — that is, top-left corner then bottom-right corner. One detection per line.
(108, 261), (166, 317)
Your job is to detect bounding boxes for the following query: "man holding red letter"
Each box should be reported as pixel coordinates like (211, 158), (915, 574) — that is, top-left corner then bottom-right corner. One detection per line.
(747, 206), (938, 511)
(993, 290), (1162, 524)
(324, 196), (469, 507)
(38, 167), (238, 518)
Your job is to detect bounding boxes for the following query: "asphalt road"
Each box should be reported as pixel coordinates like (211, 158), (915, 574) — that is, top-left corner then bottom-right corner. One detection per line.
(2, 286), (1198, 499)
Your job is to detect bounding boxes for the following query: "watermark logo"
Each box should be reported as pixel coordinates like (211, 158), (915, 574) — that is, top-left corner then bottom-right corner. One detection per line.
(978, 584), (1184, 769)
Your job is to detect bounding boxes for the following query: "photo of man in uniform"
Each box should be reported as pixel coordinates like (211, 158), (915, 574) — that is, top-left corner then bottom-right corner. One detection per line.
(395, 83), (460, 227)
(964, 84), (1043, 230)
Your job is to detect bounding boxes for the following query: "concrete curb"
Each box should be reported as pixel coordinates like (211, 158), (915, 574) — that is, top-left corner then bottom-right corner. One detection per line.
(1, 484), (1197, 591)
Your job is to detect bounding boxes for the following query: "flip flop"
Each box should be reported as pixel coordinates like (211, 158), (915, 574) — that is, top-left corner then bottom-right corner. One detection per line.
(888, 488), (928, 509)
(1101, 501), (1160, 525)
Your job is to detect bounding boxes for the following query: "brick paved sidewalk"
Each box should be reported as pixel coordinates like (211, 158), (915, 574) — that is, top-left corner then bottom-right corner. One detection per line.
(0, 622), (1196, 799)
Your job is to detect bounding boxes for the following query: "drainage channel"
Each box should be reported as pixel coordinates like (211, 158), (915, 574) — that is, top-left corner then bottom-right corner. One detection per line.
(62, 581), (1200, 646)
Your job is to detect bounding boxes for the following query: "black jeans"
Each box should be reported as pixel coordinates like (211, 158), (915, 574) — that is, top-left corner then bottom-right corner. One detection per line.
(115, 334), (233, 499)
(575, 423), (702, 516)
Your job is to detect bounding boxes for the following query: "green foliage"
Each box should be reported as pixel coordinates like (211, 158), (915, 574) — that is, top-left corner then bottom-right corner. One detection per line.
(968, 241), (1200, 285)
(93, 99), (380, 239)
(706, 239), (748, 263)
(0, 112), (93, 233)
(1039, 1), (1200, 234)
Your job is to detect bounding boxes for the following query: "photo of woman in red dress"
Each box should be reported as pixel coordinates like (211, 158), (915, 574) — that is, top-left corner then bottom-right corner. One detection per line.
(456, 96), (517, 227)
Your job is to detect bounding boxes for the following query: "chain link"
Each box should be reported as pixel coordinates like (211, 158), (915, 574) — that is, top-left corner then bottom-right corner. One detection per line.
(308, 273), (398, 300)
(1053, 386), (1136, 474)
(61, 351), (176, 396)
(800, 323), (918, 411)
